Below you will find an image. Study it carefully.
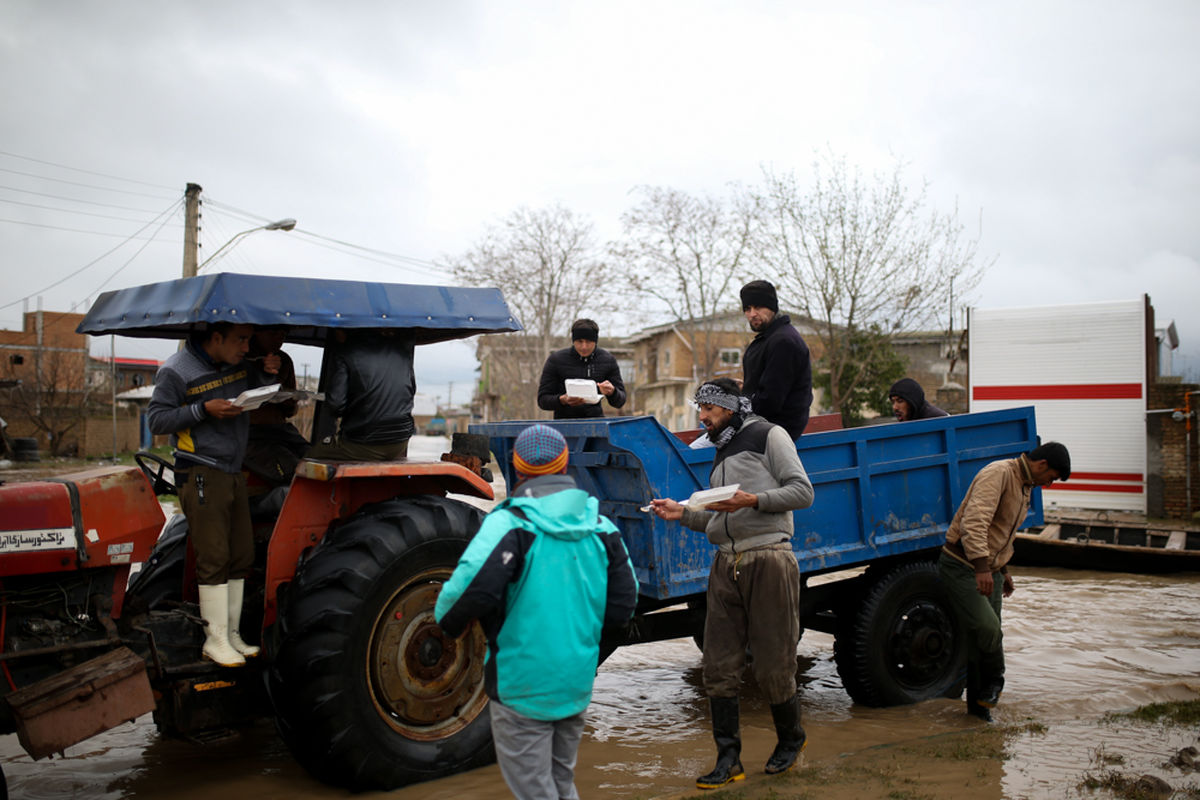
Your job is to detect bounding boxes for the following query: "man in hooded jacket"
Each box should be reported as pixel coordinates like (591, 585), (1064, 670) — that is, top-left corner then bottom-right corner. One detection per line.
(435, 423), (638, 800)
(888, 377), (949, 421)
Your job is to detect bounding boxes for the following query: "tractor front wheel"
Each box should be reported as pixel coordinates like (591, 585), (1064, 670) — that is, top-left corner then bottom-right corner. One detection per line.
(268, 496), (491, 791)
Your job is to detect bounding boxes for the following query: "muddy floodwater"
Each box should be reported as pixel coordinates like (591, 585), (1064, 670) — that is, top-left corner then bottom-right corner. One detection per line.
(2, 566), (1197, 799)
(2, 440), (1197, 798)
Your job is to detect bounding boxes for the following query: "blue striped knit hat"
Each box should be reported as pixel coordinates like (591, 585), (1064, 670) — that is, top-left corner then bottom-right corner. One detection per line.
(513, 424), (569, 476)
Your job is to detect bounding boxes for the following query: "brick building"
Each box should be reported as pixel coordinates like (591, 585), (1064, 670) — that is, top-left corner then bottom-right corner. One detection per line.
(1147, 379), (1200, 520)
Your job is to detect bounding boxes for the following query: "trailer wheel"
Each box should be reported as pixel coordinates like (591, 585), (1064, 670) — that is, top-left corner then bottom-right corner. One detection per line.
(833, 560), (965, 707)
(268, 496), (492, 791)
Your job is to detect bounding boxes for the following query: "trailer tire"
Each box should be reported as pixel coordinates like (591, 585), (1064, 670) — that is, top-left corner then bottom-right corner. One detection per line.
(833, 560), (966, 707)
(268, 495), (492, 791)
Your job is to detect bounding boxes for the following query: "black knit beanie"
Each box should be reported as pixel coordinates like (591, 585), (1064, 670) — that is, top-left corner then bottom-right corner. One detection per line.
(740, 280), (778, 313)
(570, 319), (599, 342)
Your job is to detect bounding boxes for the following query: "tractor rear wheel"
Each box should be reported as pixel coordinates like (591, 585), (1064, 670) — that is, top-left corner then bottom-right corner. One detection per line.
(268, 495), (491, 791)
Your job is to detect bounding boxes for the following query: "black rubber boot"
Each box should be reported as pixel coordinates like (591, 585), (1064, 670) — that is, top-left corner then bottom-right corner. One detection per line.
(977, 674), (1005, 709)
(965, 659), (992, 722)
(977, 651), (1005, 709)
(696, 696), (745, 790)
(764, 693), (807, 775)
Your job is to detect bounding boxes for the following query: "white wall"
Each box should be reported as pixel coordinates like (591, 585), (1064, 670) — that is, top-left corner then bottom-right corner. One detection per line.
(969, 299), (1146, 512)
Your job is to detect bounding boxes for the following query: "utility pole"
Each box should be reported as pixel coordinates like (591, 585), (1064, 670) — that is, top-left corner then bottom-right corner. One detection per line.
(182, 183), (202, 278)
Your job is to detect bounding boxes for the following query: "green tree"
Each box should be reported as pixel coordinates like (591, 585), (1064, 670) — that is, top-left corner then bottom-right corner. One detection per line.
(814, 326), (907, 426)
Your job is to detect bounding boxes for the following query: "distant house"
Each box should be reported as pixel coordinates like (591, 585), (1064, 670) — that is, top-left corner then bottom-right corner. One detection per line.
(89, 356), (160, 392)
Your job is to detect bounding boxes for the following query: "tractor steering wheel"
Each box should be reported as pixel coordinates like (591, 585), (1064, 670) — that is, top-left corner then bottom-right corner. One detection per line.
(135, 451), (177, 496)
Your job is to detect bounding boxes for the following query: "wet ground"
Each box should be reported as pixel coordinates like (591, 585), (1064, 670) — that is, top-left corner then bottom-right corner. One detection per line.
(2, 441), (1199, 798)
(2, 566), (1197, 799)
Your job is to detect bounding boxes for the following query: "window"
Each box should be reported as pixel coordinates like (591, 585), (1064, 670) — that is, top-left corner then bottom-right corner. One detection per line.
(719, 348), (741, 366)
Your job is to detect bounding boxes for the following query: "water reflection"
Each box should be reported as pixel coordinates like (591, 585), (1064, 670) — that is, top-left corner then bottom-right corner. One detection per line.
(2, 531), (1196, 798)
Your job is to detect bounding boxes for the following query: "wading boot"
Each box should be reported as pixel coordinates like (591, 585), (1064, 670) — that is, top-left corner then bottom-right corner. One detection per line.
(696, 696), (744, 790)
(198, 583), (245, 667)
(977, 674), (1005, 709)
(965, 662), (992, 722)
(226, 578), (260, 658)
(764, 693), (807, 774)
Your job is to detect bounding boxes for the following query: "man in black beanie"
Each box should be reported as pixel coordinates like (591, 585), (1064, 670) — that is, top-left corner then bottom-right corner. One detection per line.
(536, 318), (628, 419)
(740, 281), (813, 440)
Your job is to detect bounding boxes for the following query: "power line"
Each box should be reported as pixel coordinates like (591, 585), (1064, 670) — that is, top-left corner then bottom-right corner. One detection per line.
(0, 197), (184, 314)
(203, 195), (452, 277)
(0, 216), (181, 240)
(84, 205), (180, 301)
(293, 228), (449, 271)
(0, 182), (175, 213)
(287, 231), (450, 279)
(0, 166), (177, 201)
(0, 196), (180, 226)
(0, 150), (177, 192)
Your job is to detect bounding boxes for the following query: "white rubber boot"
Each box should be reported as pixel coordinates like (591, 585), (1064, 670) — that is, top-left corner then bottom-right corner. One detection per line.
(199, 583), (245, 667)
(227, 578), (260, 658)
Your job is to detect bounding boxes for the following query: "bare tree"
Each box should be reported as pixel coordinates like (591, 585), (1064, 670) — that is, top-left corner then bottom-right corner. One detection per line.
(446, 204), (610, 362)
(611, 186), (756, 381)
(754, 152), (989, 420)
(2, 346), (97, 455)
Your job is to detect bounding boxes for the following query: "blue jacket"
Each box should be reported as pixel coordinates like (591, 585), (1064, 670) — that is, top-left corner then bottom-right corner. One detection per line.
(435, 475), (638, 721)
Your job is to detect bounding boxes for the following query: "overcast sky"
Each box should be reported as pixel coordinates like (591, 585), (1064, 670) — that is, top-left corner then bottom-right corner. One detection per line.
(2, 0), (1198, 401)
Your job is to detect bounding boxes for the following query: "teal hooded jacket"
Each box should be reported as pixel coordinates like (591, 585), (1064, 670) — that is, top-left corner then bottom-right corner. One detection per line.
(435, 475), (638, 721)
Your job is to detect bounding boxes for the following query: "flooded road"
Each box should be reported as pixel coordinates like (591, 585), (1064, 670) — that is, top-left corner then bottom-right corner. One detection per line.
(2, 439), (1197, 797)
(2, 567), (1197, 799)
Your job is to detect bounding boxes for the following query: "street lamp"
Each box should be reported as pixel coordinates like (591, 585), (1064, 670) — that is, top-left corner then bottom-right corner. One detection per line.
(196, 218), (297, 272)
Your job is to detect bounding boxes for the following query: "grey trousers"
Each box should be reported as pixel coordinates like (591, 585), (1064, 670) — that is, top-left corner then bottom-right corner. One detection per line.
(490, 700), (585, 800)
(702, 544), (801, 704)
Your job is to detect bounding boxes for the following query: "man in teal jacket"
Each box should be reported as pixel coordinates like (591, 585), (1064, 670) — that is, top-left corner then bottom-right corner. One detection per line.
(435, 423), (638, 800)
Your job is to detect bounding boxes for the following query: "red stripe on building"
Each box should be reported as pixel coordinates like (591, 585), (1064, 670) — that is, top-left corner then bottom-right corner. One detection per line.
(1068, 471), (1143, 482)
(1046, 483), (1143, 494)
(973, 383), (1143, 401)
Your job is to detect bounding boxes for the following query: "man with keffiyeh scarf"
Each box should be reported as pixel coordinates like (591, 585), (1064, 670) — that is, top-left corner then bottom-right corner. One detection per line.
(651, 378), (814, 789)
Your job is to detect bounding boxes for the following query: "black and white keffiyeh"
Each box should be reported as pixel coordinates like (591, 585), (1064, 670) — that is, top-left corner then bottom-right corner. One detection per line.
(692, 383), (752, 448)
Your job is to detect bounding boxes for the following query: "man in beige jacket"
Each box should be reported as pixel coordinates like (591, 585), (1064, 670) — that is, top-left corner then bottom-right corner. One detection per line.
(939, 441), (1071, 720)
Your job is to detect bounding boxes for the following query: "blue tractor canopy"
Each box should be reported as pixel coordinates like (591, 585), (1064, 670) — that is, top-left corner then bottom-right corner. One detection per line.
(76, 273), (523, 345)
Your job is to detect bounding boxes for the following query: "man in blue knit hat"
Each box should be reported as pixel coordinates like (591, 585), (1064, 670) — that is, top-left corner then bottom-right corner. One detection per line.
(435, 423), (638, 800)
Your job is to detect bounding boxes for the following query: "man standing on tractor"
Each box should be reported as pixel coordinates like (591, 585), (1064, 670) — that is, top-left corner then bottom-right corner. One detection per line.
(306, 328), (417, 461)
(435, 424), (638, 800)
(147, 322), (277, 667)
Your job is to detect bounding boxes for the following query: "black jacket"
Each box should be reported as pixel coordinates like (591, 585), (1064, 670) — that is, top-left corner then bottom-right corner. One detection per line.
(742, 314), (812, 440)
(537, 346), (627, 419)
(327, 332), (416, 443)
(888, 378), (948, 420)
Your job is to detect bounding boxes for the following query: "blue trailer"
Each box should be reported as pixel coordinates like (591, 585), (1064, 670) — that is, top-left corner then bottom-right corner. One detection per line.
(473, 406), (1042, 707)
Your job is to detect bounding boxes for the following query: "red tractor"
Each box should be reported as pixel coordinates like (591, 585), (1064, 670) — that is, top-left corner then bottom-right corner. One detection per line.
(0, 273), (521, 792)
